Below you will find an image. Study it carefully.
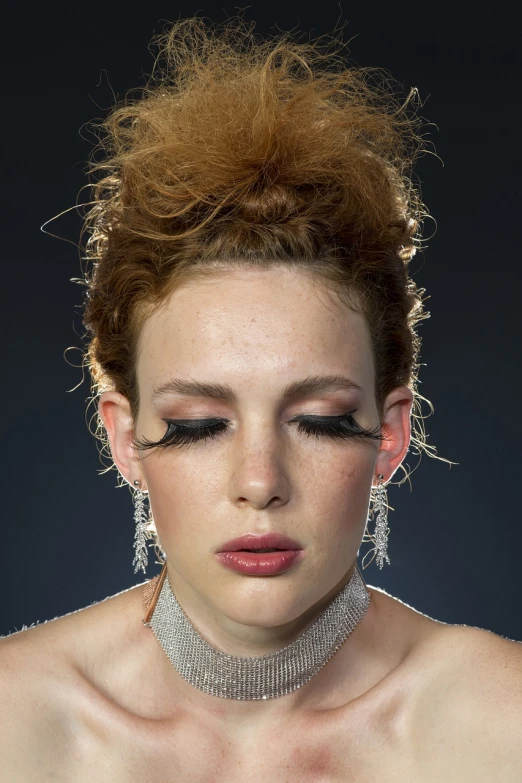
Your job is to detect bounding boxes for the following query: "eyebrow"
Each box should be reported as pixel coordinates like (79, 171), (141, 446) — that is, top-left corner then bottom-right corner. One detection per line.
(151, 374), (362, 405)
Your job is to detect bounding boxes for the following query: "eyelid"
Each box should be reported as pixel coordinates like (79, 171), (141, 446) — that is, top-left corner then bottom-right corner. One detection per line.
(133, 410), (383, 452)
(163, 417), (228, 426)
(289, 410), (358, 421)
(165, 411), (358, 424)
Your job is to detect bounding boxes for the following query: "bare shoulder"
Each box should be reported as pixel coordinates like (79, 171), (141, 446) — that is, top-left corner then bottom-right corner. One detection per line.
(412, 622), (522, 779)
(368, 585), (522, 778)
(0, 620), (76, 781)
(0, 583), (145, 781)
(0, 579), (146, 667)
(422, 620), (522, 696)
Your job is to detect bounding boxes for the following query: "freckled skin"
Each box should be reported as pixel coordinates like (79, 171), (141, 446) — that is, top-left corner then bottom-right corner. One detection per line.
(97, 265), (413, 724)
(3, 266), (519, 781)
(7, 263), (441, 783)
(132, 268), (393, 639)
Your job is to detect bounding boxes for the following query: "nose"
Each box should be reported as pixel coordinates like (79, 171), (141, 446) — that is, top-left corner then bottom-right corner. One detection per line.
(230, 435), (291, 511)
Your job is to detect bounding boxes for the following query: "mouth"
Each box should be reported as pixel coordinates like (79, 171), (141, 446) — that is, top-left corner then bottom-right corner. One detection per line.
(238, 548), (283, 553)
(216, 533), (303, 553)
(215, 548), (304, 575)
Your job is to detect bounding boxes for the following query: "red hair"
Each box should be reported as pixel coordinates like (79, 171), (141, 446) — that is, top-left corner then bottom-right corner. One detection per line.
(78, 16), (443, 497)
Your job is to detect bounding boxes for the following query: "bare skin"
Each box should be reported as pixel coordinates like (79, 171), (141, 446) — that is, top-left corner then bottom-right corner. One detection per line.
(2, 266), (521, 780)
(1, 582), (521, 782)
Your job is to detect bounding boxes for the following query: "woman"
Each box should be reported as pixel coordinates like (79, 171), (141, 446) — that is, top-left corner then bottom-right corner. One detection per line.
(1, 16), (521, 781)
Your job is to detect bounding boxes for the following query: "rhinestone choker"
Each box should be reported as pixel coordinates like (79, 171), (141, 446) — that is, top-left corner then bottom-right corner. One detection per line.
(142, 562), (370, 700)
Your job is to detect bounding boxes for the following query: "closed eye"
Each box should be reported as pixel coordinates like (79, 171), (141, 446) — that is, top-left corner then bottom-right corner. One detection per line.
(292, 413), (384, 441)
(132, 412), (385, 451)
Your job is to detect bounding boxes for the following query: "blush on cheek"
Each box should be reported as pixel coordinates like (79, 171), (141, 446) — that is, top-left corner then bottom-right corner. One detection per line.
(334, 460), (372, 493)
(329, 462), (374, 526)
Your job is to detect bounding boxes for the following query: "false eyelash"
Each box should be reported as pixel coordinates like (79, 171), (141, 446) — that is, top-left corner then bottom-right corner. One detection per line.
(292, 414), (385, 441)
(132, 413), (386, 451)
(132, 418), (229, 451)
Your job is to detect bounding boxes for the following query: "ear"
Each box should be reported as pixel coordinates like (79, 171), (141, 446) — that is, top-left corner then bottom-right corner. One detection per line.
(98, 391), (146, 490)
(374, 386), (413, 485)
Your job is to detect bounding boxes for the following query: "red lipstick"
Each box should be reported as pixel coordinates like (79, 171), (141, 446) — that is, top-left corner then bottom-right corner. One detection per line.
(215, 533), (304, 576)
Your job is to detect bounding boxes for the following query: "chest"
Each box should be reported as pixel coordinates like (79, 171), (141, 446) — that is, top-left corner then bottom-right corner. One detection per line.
(56, 709), (421, 783)
(22, 701), (503, 783)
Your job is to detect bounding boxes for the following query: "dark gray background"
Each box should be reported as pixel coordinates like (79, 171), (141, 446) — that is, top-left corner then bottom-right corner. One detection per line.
(2, 2), (520, 640)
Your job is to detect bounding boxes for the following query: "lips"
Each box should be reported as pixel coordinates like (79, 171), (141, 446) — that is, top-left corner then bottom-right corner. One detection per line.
(215, 549), (304, 576)
(216, 532), (302, 553)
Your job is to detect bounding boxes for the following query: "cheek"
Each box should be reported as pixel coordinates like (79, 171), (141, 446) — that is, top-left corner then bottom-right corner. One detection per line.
(142, 456), (217, 540)
(140, 460), (184, 528)
(309, 455), (374, 524)
(142, 445), (376, 542)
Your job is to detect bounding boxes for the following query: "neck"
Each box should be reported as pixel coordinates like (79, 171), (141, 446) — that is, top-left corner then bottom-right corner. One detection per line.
(144, 558), (362, 652)
(140, 563), (378, 718)
(140, 583), (382, 732)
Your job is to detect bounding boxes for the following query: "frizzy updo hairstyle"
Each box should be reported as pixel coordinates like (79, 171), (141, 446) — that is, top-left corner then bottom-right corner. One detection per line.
(79, 16), (442, 500)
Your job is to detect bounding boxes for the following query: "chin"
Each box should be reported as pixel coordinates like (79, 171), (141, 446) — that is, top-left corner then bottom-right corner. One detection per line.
(214, 581), (317, 627)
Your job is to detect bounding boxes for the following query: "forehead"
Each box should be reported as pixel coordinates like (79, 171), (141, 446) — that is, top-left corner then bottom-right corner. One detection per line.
(137, 268), (374, 393)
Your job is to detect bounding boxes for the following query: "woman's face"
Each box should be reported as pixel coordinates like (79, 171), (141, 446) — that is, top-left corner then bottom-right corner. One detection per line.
(101, 267), (412, 633)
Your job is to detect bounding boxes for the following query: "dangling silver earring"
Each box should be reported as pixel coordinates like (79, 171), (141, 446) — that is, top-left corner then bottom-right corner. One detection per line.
(132, 479), (150, 574)
(363, 473), (391, 570)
